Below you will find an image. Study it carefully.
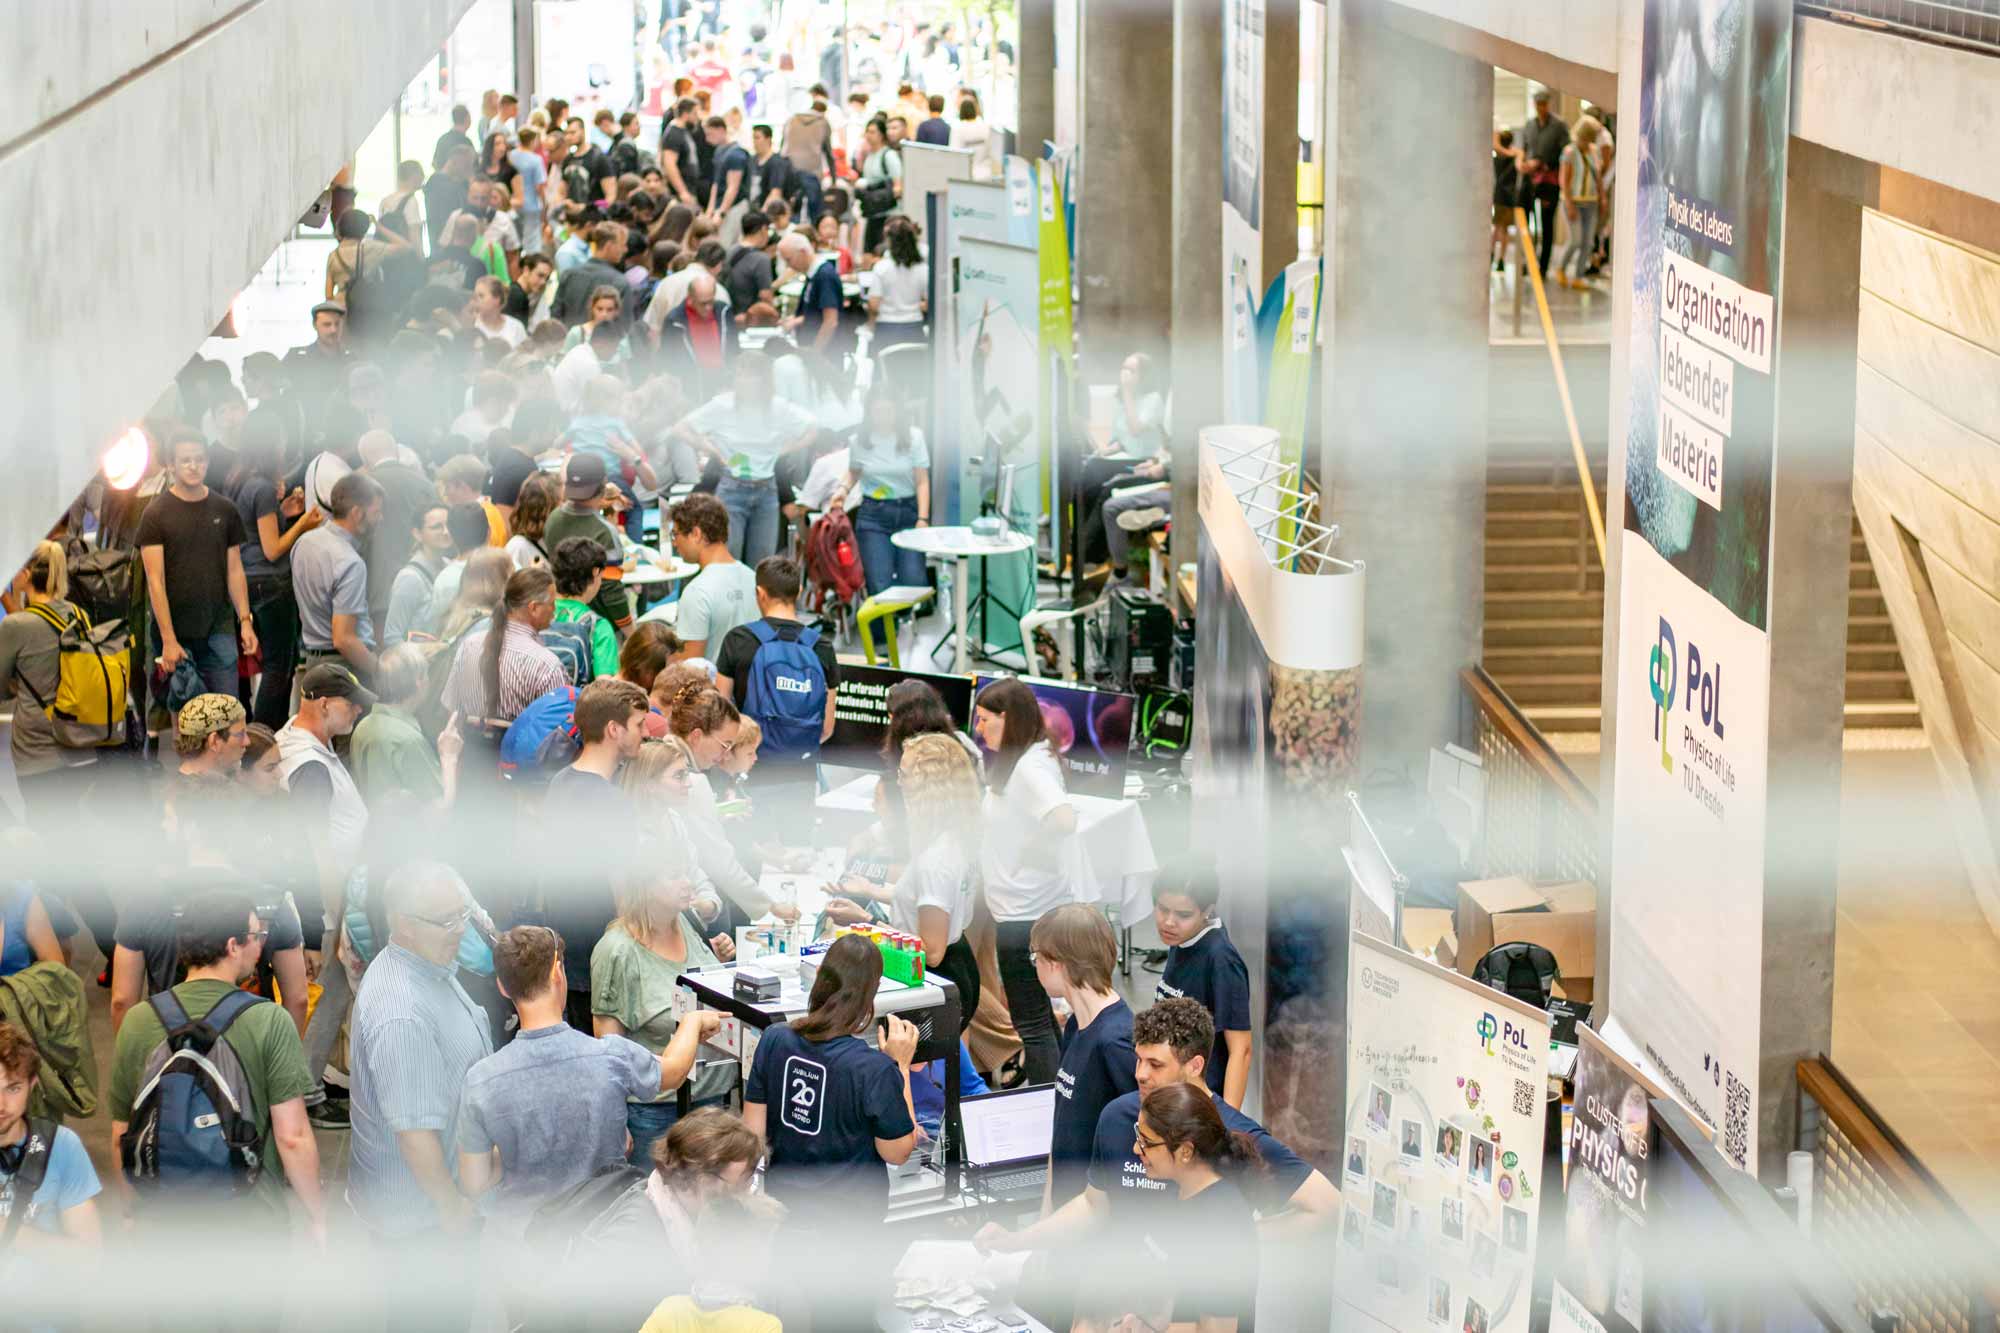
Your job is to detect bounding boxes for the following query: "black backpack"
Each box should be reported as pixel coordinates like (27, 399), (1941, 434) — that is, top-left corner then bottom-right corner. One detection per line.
(0, 1116), (56, 1248)
(1471, 942), (1559, 1011)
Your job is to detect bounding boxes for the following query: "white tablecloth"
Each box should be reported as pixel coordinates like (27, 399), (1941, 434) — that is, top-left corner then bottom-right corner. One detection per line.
(816, 774), (1158, 925)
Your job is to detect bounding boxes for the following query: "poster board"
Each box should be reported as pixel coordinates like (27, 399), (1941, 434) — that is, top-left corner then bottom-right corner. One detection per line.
(930, 181), (1021, 525)
(1339, 931), (1552, 1333)
(898, 142), (974, 220)
(1608, 0), (1795, 1176)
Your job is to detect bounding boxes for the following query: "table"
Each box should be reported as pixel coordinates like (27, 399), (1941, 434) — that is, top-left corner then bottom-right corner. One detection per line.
(878, 1240), (1047, 1333)
(891, 526), (1037, 674)
(620, 548), (700, 611)
(817, 774), (1159, 925)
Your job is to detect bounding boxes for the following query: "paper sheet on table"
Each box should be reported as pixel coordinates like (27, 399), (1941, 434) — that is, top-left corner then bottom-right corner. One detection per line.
(894, 1240), (1030, 1299)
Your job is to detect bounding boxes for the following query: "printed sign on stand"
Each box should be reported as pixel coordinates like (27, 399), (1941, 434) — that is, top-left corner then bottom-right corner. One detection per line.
(1339, 932), (1552, 1333)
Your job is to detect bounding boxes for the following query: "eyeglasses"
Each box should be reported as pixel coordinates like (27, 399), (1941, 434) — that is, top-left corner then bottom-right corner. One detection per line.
(409, 906), (471, 932)
(1133, 1130), (1166, 1154)
(243, 930), (270, 945)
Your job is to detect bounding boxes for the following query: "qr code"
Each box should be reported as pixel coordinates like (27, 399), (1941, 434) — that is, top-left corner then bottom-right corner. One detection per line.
(1723, 1070), (1750, 1168)
(1513, 1078), (1536, 1118)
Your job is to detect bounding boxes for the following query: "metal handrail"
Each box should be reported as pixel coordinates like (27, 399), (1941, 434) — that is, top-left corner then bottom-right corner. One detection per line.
(1799, 0), (2000, 57)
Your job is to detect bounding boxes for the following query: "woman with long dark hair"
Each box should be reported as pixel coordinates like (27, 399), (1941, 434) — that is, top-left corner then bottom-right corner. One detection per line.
(227, 408), (323, 727)
(836, 382), (930, 596)
(972, 677), (1077, 1085)
(744, 928), (920, 1216)
(1133, 1082), (1264, 1332)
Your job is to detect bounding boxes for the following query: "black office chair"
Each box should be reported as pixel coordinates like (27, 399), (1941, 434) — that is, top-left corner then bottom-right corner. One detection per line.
(1471, 941), (1560, 1011)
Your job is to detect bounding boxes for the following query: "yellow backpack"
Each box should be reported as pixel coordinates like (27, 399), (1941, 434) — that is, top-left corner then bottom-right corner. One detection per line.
(20, 603), (130, 747)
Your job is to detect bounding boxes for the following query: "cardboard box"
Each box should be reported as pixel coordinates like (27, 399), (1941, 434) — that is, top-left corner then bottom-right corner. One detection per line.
(1455, 876), (1597, 994)
(1400, 908), (1459, 969)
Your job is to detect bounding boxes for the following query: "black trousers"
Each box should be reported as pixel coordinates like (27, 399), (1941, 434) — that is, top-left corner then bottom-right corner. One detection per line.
(933, 935), (981, 1034)
(1532, 181), (1562, 279)
(1076, 456), (1141, 567)
(994, 918), (1061, 1085)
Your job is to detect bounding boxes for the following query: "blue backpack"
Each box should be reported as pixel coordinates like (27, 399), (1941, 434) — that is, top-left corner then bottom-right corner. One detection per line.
(119, 990), (265, 1198)
(500, 686), (584, 783)
(740, 621), (827, 761)
(540, 616), (600, 688)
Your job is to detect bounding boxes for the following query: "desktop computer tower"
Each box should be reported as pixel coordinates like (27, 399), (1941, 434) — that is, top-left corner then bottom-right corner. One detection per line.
(1106, 586), (1174, 692)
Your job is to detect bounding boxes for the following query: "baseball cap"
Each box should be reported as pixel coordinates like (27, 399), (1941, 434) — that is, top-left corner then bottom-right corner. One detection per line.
(178, 693), (246, 745)
(564, 451), (608, 500)
(299, 663), (378, 710)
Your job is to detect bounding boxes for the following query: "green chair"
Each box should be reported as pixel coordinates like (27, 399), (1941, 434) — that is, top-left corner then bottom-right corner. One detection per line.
(857, 585), (937, 666)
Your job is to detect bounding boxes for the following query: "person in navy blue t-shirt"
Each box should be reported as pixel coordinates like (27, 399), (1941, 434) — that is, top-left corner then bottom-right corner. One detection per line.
(744, 934), (919, 1222)
(1029, 905), (1137, 1211)
(973, 998), (1338, 1256)
(1153, 875), (1254, 1107)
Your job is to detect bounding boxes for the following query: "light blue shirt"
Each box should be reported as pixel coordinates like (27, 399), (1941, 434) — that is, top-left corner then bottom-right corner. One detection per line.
(684, 392), (818, 481)
(554, 232), (589, 274)
(348, 942), (494, 1236)
(851, 428), (930, 502)
(0, 1123), (99, 1236)
(508, 149), (547, 220)
(674, 560), (759, 648)
(290, 522), (374, 653)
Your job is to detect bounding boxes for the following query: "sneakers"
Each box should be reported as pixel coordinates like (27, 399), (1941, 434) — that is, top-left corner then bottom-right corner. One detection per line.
(307, 1098), (350, 1129)
(1116, 506), (1167, 533)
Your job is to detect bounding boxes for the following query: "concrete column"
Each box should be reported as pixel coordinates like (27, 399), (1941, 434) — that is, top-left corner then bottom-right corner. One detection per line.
(1259, 0), (1303, 287)
(1318, 0), (1490, 782)
(1075, 1), (1177, 382)
(1017, 0), (1054, 153)
(1755, 139), (1873, 1179)
(513, 0), (537, 113)
(1593, 0), (1644, 1021)
(1169, 0), (1225, 598)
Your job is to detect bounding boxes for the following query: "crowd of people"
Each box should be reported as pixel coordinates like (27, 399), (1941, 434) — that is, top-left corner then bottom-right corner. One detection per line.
(1492, 88), (1615, 289)
(0, 36), (1306, 1333)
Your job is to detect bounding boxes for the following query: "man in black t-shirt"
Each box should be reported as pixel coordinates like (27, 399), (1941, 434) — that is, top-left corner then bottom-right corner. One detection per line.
(424, 146), (475, 249)
(747, 124), (796, 216)
(721, 212), (777, 318)
(559, 117), (617, 205)
(137, 429), (255, 697)
(714, 557), (839, 782)
(658, 99), (708, 208)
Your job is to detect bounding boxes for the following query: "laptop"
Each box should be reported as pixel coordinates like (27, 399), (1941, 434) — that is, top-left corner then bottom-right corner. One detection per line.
(959, 1086), (1056, 1199)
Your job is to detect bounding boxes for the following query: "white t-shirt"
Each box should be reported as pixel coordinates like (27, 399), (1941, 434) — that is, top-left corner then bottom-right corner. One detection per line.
(888, 831), (976, 944)
(869, 258), (929, 325)
(504, 533), (548, 570)
(797, 447), (853, 511)
(980, 742), (1074, 922)
(473, 314), (528, 349)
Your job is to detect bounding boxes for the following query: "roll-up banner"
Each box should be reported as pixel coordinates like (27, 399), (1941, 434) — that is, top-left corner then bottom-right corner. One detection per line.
(1608, 0), (1792, 1176)
(1337, 931), (1553, 1333)
(1255, 258), (1323, 553)
(1222, 0), (1267, 429)
(1193, 426), (1363, 1171)
(953, 238), (1042, 655)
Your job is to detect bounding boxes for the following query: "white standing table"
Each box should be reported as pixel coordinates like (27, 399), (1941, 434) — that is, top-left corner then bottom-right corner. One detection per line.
(890, 525), (1036, 674)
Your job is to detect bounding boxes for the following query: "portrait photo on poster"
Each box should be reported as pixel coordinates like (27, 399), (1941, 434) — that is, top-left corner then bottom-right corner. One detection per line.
(1367, 1081), (1394, 1137)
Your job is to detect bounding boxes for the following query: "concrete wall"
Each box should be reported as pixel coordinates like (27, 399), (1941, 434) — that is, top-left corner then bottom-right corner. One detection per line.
(0, 0), (476, 573)
(1851, 211), (2000, 937)
(1384, 0), (1618, 74)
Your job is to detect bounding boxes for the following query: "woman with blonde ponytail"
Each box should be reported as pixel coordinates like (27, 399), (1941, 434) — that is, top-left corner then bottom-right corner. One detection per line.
(0, 541), (99, 814)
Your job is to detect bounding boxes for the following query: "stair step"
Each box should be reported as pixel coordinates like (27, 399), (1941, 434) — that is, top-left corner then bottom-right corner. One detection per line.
(1486, 513), (1583, 541)
(1847, 614), (1898, 645)
(1851, 589), (1888, 618)
(1483, 618), (1606, 649)
(1487, 565), (1605, 593)
(1486, 536), (1591, 567)
(1488, 483), (1584, 513)
(1844, 700), (1923, 727)
(1522, 704), (1602, 734)
(1486, 673), (1604, 706)
(1486, 590), (1605, 620)
(1483, 645), (1603, 673)
(1847, 644), (1907, 673)
(1850, 562), (1880, 592)
(1846, 670), (1916, 702)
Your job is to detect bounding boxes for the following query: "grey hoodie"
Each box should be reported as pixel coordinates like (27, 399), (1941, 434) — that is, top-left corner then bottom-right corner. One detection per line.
(782, 110), (832, 177)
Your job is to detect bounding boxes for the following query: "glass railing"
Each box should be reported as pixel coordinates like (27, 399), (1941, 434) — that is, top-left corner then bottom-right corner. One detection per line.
(1800, 0), (2000, 56)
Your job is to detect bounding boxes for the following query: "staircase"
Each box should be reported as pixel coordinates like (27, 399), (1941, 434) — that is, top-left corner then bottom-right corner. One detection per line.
(1480, 461), (1918, 734)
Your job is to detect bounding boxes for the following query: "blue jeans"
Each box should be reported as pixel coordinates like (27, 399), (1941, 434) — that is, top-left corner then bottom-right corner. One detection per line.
(718, 476), (780, 566)
(853, 496), (927, 596)
(157, 627), (239, 697)
(626, 1094), (728, 1167)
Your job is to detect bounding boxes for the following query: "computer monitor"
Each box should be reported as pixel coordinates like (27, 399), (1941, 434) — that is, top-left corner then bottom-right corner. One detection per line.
(824, 665), (976, 771)
(959, 1086), (1057, 1170)
(972, 675), (1135, 799)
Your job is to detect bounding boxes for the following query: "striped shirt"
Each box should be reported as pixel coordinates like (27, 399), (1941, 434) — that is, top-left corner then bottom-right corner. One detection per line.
(347, 942), (494, 1236)
(441, 617), (566, 722)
